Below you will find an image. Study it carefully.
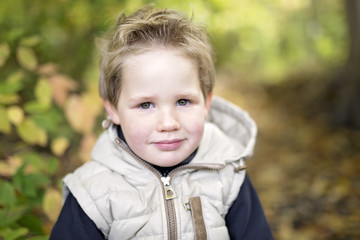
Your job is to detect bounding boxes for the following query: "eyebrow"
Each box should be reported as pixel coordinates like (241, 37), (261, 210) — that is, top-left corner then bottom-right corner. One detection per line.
(128, 96), (156, 105)
(127, 91), (201, 105)
(176, 92), (200, 100)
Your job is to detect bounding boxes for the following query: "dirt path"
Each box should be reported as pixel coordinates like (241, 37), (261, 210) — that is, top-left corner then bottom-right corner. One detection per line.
(214, 71), (360, 239)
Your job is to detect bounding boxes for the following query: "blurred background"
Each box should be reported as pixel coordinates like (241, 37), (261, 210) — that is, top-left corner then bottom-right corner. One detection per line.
(0, 0), (359, 239)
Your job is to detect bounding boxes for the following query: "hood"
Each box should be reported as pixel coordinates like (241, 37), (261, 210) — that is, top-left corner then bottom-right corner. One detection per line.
(197, 96), (257, 163)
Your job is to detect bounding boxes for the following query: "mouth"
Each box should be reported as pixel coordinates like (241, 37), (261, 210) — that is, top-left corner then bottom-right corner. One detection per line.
(153, 139), (184, 151)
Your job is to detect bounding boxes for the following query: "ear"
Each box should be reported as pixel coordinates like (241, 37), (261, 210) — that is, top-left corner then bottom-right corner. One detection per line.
(204, 92), (213, 117)
(102, 99), (121, 125)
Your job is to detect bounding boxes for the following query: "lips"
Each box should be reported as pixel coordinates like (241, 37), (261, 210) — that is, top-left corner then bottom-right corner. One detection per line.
(153, 139), (184, 151)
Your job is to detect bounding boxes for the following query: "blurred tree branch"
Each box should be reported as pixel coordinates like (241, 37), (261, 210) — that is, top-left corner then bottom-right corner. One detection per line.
(326, 0), (360, 128)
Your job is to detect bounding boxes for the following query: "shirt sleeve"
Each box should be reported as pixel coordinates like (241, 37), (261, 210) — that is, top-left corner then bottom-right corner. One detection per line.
(225, 174), (274, 239)
(49, 192), (104, 240)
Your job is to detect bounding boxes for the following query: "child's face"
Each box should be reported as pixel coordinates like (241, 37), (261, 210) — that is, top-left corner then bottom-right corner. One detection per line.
(104, 48), (212, 167)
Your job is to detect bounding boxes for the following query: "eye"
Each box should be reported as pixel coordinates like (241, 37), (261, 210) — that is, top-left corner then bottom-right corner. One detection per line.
(139, 102), (153, 109)
(177, 99), (190, 106)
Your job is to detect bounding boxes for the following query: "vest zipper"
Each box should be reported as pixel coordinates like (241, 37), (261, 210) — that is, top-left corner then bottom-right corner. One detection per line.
(160, 164), (225, 240)
(115, 138), (178, 239)
(114, 137), (225, 239)
(161, 176), (177, 240)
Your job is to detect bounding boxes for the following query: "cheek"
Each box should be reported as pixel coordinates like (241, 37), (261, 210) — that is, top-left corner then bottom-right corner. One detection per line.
(184, 115), (206, 136)
(122, 120), (151, 146)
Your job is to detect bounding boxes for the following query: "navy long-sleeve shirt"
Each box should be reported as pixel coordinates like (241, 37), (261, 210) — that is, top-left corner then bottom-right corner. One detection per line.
(50, 174), (273, 239)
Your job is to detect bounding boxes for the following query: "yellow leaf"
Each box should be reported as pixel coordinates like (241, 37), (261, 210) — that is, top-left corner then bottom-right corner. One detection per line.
(0, 42), (10, 67)
(0, 107), (11, 134)
(24, 100), (50, 113)
(0, 162), (14, 177)
(49, 74), (78, 107)
(65, 95), (95, 133)
(7, 106), (24, 126)
(79, 133), (96, 163)
(17, 117), (48, 146)
(83, 92), (103, 116)
(19, 35), (41, 47)
(51, 137), (70, 156)
(35, 77), (52, 105)
(7, 70), (24, 84)
(16, 46), (38, 71)
(37, 62), (58, 76)
(0, 156), (23, 177)
(0, 94), (19, 104)
(37, 129), (48, 147)
(42, 188), (62, 223)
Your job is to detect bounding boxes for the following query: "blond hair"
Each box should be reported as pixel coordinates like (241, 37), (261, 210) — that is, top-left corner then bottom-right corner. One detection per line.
(98, 6), (215, 106)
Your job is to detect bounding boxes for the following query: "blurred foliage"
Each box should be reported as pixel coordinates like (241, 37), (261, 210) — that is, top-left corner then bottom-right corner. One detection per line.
(0, 0), (352, 239)
(0, 0), (348, 81)
(0, 35), (103, 238)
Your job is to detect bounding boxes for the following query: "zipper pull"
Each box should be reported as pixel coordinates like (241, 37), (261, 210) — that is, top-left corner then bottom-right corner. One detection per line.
(183, 202), (191, 211)
(161, 176), (176, 200)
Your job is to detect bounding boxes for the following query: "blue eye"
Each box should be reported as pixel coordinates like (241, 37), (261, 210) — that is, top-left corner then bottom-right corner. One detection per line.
(177, 99), (189, 106)
(140, 102), (153, 109)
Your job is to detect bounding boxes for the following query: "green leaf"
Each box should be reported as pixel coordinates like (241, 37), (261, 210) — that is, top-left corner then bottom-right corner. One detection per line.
(16, 46), (38, 71)
(18, 152), (58, 175)
(18, 214), (45, 235)
(13, 167), (50, 198)
(23, 174), (50, 198)
(0, 94), (19, 104)
(0, 81), (23, 95)
(0, 227), (29, 240)
(0, 71), (25, 95)
(24, 101), (50, 114)
(0, 43), (10, 67)
(46, 156), (59, 175)
(31, 108), (63, 134)
(19, 152), (44, 173)
(19, 35), (41, 47)
(0, 205), (28, 227)
(0, 181), (16, 207)
(6, 28), (25, 42)
(7, 70), (25, 84)
(35, 78), (52, 105)
(17, 117), (48, 146)
(0, 107), (11, 134)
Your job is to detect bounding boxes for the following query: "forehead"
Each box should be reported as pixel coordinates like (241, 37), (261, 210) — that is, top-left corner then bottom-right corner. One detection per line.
(120, 48), (201, 94)
(123, 47), (197, 77)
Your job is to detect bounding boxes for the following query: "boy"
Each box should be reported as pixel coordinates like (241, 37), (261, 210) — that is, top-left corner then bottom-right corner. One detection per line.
(50, 6), (273, 239)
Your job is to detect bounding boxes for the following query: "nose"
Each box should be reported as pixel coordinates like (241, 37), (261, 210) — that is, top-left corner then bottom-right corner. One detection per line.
(157, 108), (180, 132)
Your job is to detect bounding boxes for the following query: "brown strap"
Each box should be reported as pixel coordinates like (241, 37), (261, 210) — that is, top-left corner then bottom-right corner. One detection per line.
(234, 165), (247, 172)
(189, 196), (207, 240)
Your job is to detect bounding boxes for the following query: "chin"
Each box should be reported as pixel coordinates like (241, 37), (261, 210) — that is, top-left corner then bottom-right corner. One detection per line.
(156, 160), (181, 168)
(154, 156), (184, 168)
